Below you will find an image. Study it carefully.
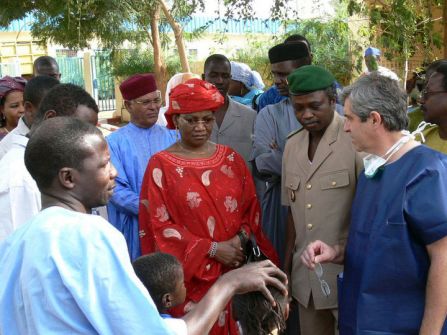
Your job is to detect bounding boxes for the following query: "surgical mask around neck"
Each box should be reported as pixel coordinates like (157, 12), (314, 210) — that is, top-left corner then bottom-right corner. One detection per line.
(363, 122), (433, 179)
(363, 134), (409, 178)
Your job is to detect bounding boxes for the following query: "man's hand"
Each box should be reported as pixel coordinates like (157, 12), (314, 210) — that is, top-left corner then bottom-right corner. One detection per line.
(215, 237), (244, 267)
(223, 260), (288, 306)
(183, 260), (287, 335)
(301, 240), (339, 270)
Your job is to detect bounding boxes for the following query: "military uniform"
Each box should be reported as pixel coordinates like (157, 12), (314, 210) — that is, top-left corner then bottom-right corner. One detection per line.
(282, 65), (364, 334)
(282, 115), (363, 335)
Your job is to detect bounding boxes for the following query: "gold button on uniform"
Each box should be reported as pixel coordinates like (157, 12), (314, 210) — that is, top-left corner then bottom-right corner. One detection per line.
(307, 223), (313, 230)
(306, 203), (312, 209)
(331, 181), (337, 186)
(306, 183), (312, 190)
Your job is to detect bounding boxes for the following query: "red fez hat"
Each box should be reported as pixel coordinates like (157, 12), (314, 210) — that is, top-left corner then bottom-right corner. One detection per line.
(165, 78), (224, 129)
(119, 73), (157, 100)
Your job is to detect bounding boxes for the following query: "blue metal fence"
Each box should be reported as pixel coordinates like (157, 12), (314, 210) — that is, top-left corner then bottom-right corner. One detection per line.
(56, 57), (85, 88)
(91, 52), (115, 111)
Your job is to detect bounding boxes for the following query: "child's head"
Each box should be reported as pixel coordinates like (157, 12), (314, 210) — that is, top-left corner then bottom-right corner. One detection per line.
(232, 286), (289, 335)
(132, 252), (186, 313)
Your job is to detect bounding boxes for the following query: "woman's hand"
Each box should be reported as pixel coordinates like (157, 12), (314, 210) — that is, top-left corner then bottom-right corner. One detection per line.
(215, 237), (245, 268)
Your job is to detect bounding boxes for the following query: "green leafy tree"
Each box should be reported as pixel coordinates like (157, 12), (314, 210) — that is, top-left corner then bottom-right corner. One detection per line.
(232, 2), (363, 86)
(284, 17), (363, 85)
(347, 0), (444, 84)
(111, 48), (182, 79)
(0, 0), (292, 93)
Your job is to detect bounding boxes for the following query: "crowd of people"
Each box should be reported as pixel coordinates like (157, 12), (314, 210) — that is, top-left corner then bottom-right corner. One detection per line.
(0, 33), (447, 335)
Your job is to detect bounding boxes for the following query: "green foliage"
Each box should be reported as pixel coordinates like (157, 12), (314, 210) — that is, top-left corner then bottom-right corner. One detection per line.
(283, 17), (362, 85)
(0, 0), (206, 50)
(220, 0), (294, 21)
(29, 0), (139, 49)
(346, 0), (443, 65)
(0, 0), (291, 51)
(111, 48), (182, 79)
(231, 1), (364, 86)
(232, 37), (274, 85)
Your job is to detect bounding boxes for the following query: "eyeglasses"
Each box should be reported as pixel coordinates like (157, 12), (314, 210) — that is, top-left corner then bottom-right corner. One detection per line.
(131, 92), (162, 107)
(315, 263), (331, 297)
(421, 89), (447, 100)
(178, 116), (216, 127)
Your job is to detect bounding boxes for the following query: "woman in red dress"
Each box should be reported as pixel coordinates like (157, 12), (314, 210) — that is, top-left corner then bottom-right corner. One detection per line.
(139, 79), (278, 334)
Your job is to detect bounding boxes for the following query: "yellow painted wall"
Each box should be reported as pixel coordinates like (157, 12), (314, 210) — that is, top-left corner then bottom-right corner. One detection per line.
(0, 31), (47, 75)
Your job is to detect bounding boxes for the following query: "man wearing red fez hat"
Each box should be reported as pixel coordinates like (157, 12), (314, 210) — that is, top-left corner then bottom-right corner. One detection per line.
(106, 73), (177, 261)
(202, 54), (256, 168)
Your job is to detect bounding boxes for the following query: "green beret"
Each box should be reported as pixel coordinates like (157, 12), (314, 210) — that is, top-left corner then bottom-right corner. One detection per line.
(288, 65), (335, 95)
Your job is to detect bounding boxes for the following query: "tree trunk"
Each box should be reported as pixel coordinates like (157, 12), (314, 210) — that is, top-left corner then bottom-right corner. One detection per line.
(150, 5), (169, 100)
(157, 0), (191, 73)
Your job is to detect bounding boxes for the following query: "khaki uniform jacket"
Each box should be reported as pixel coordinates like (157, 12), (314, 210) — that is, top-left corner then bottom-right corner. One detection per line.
(282, 113), (363, 310)
(210, 98), (256, 167)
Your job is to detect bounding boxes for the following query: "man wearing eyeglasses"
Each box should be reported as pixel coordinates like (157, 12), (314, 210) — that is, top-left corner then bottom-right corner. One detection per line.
(106, 74), (177, 261)
(302, 73), (447, 335)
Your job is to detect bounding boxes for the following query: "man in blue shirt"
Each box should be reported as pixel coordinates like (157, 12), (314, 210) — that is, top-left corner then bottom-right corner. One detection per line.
(107, 74), (177, 260)
(301, 73), (447, 334)
(0, 117), (287, 335)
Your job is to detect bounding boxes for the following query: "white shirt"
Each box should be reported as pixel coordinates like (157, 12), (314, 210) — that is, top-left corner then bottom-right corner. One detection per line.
(0, 134), (40, 242)
(0, 117), (30, 160)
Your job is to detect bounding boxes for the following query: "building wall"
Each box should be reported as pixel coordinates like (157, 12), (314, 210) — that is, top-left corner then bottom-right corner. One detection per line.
(0, 32), (48, 76)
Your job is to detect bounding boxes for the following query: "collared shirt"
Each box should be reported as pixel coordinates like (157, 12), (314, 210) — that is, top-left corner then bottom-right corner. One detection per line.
(0, 206), (186, 335)
(0, 117), (30, 160)
(0, 134), (40, 242)
(210, 97), (256, 166)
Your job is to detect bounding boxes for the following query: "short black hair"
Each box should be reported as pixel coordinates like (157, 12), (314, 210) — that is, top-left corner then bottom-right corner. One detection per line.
(34, 56), (59, 72)
(25, 117), (102, 190)
(426, 59), (447, 76)
(284, 34), (312, 52)
(427, 60), (447, 90)
(132, 253), (183, 312)
(23, 76), (59, 107)
(204, 54), (231, 71)
(35, 84), (99, 124)
(232, 286), (287, 335)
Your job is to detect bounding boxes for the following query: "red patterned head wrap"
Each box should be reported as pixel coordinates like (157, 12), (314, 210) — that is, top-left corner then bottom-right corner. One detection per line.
(0, 76), (26, 101)
(165, 78), (224, 129)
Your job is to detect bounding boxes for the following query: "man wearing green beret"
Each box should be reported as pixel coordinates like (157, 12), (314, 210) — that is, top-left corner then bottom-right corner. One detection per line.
(281, 65), (363, 335)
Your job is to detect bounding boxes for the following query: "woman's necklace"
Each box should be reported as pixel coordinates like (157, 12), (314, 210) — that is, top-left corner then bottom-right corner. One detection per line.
(1, 127), (10, 134)
(176, 141), (211, 155)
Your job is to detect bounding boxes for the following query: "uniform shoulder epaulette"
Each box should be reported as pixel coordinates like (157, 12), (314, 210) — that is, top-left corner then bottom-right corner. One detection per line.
(287, 127), (304, 139)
